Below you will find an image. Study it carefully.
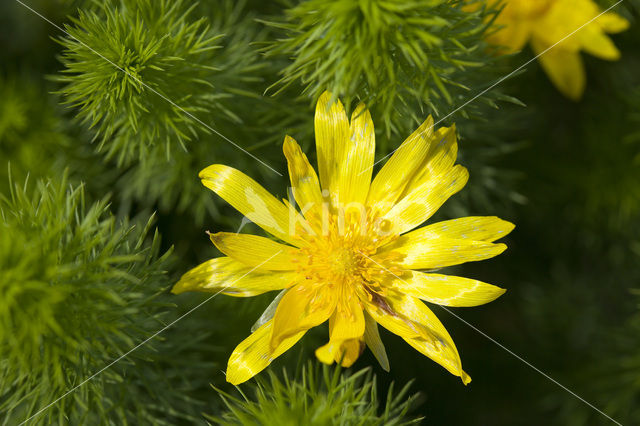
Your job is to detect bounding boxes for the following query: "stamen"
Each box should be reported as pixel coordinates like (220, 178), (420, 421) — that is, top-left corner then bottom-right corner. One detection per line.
(293, 205), (402, 297)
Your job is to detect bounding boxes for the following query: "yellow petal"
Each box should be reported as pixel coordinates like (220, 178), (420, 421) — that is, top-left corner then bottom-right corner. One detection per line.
(404, 337), (471, 385)
(596, 12), (629, 33)
(378, 236), (506, 270)
(226, 320), (305, 385)
(531, 2), (587, 52)
(483, 0), (539, 53)
(337, 339), (364, 367)
(578, 27), (621, 60)
(367, 116), (434, 212)
(271, 282), (336, 350)
(364, 293), (424, 340)
(315, 294), (365, 366)
(487, 19), (532, 54)
(363, 311), (390, 371)
(401, 216), (515, 243)
(383, 165), (469, 235)
(390, 270), (506, 307)
(531, 40), (585, 101)
(199, 164), (308, 246)
(316, 337), (364, 367)
(342, 339), (364, 367)
(314, 91), (350, 203)
(367, 292), (470, 384)
(209, 232), (299, 271)
(172, 257), (296, 297)
(338, 103), (376, 205)
(401, 125), (458, 198)
(331, 295), (365, 340)
(283, 135), (323, 214)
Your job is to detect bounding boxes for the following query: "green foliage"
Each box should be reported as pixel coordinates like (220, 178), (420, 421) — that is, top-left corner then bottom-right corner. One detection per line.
(2, 0), (640, 424)
(208, 363), (422, 426)
(550, 291), (640, 425)
(0, 175), (180, 424)
(54, 0), (299, 223)
(437, 107), (528, 219)
(55, 0), (225, 164)
(262, 0), (507, 137)
(0, 76), (100, 194)
(104, 0), (274, 222)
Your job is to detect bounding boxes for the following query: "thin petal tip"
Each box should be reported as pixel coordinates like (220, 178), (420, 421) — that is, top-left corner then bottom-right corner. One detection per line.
(314, 346), (334, 365)
(170, 280), (188, 295)
(282, 135), (300, 155)
(198, 164), (221, 179)
(225, 367), (247, 386)
(496, 218), (516, 239)
(495, 287), (507, 300)
(461, 371), (472, 385)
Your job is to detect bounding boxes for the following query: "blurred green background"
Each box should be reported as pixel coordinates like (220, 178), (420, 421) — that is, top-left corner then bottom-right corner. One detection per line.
(1, 0), (639, 424)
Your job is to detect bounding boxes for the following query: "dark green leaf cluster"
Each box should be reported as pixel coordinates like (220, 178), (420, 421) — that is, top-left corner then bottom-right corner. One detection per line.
(0, 175), (177, 424)
(55, 0), (226, 164)
(53, 0), (302, 223)
(262, 0), (504, 137)
(104, 0), (278, 222)
(208, 363), (422, 426)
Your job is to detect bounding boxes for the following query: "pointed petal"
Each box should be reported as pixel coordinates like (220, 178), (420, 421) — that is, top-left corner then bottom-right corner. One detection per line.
(363, 293), (424, 339)
(337, 103), (376, 205)
(367, 116), (434, 212)
(404, 337), (471, 385)
(283, 135), (323, 213)
(363, 311), (390, 371)
(364, 292), (470, 384)
(209, 232), (299, 271)
(579, 27), (621, 60)
(383, 165), (469, 235)
(391, 271), (506, 307)
(314, 91), (350, 200)
(199, 164), (307, 246)
(400, 125), (458, 198)
(378, 235), (506, 270)
(531, 40), (585, 101)
(596, 12), (629, 33)
(172, 257), (296, 297)
(271, 282), (336, 350)
(414, 216), (515, 242)
(226, 320), (305, 385)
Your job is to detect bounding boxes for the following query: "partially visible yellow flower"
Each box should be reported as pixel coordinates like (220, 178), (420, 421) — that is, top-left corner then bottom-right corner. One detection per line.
(481, 0), (628, 99)
(173, 92), (514, 385)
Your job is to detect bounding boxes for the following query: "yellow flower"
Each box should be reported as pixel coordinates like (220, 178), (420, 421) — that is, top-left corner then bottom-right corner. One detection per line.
(482, 0), (628, 99)
(173, 92), (514, 385)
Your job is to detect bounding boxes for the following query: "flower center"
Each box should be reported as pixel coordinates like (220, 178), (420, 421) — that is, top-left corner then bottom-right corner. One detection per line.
(327, 246), (362, 280)
(292, 206), (406, 296)
(296, 237), (371, 288)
